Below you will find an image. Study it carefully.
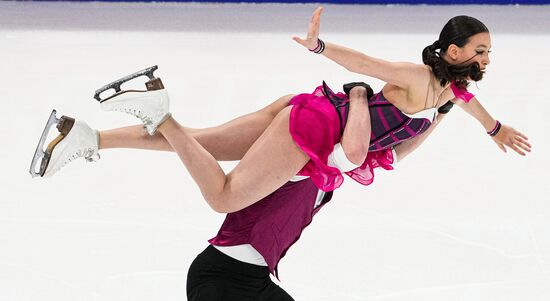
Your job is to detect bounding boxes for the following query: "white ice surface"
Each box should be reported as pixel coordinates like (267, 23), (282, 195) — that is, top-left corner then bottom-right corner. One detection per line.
(1, 2), (549, 301)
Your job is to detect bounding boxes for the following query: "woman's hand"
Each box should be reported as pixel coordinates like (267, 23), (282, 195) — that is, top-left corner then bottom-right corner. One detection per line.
(292, 6), (324, 50)
(492, 124), (531, 156)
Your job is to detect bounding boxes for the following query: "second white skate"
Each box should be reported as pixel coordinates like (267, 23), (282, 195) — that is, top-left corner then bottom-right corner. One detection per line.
(94, 66), (171, 135)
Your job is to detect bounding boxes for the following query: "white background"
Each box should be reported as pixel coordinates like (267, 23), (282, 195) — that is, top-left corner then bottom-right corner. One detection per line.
(1, 2), (549, 300)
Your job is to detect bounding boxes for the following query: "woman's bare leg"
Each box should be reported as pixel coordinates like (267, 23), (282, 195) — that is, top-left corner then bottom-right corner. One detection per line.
(99, 125), (173, 151)
(157, 106), (309, 213)
(98, 94), (294, 161)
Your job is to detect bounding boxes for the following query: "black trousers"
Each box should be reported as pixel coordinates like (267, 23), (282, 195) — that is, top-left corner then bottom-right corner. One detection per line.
(187, 245), (294, 301)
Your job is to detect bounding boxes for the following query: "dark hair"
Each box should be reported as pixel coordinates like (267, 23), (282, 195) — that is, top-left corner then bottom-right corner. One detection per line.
(422, 16), (489, 89)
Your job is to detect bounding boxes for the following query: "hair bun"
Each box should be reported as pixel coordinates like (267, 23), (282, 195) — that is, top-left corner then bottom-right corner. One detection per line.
(433, 40), (442, 49)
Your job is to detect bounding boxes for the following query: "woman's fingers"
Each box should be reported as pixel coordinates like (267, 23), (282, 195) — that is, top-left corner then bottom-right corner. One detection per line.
(309, 6), (323, 38)
(510, 144), (526, 156)
(515, 136), (532, 152)
(506, 128), (531, 155)
(314, 6), (324, 16)
(311, 6), (324, 26)
(294, 6), (324, 50)
(496, 124), (531, 156)
(515, 134), (532, 148)
(292, 36), (307, 46)
(501, 137), (530, 156)
(517, 131), (529, 140)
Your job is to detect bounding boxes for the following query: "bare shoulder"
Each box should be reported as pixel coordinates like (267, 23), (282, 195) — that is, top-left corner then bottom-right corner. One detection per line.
(410, 64), (432, 85)
(389, 62), (431, 90)
(382, 65), (437, 113)
(381, 84), (407, 106)
(408, 65), (433, 93)
(391, 64), (432, 97)
(360, 57), (430, 90)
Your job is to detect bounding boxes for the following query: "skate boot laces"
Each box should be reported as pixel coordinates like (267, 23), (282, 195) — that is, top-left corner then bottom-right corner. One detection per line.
(55, 147), (99, 173)
(116, 107), (154, 127)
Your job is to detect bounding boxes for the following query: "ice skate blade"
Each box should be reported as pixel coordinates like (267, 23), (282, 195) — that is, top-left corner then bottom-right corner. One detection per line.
(99, 83), (165, 104)
(29, 110), (75, 178)
(94, 66), (164, 103)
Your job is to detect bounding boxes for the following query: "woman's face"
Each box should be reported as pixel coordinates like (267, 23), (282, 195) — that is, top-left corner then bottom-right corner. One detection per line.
(445, 32), (492, 71)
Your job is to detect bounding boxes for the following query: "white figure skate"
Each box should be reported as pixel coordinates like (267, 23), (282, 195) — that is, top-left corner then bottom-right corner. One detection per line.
(94, 65), (170, 135)
(29, 110), (99, 178)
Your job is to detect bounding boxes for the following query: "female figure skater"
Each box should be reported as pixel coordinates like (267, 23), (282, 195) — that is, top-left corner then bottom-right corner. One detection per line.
(30, 7), (530, 301)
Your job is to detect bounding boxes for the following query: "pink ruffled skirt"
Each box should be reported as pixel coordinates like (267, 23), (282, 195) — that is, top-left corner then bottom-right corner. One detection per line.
(289, 85), (394, 192)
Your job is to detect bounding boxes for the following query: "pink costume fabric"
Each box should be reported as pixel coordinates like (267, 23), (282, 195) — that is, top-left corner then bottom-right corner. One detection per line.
(288, 83), (474, 192)
(450, 81), (475, 102)
(288, 87), (348, 191)
(289, 85), (395, 192)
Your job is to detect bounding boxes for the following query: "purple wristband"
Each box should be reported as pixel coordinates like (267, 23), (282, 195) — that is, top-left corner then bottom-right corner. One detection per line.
(308, 38), (325, 54)
(487, 120), (502, 137)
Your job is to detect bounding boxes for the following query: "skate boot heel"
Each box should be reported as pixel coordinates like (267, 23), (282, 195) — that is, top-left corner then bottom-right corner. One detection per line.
(29, 110), (99, 178)
(146, 78), (164, 91)
(97, 66), (171, 136)
(57, 116), (75, 135)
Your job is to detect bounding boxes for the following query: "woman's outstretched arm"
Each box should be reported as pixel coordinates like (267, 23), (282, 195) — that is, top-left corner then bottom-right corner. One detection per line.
(456, 97), (531, 155)
(395, 97), (532, 161)
(293, 7), (424, 90)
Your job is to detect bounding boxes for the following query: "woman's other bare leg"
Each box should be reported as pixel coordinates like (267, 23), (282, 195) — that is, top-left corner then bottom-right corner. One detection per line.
(99, 94), (293, 161)
(157, 106), (309, 213)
